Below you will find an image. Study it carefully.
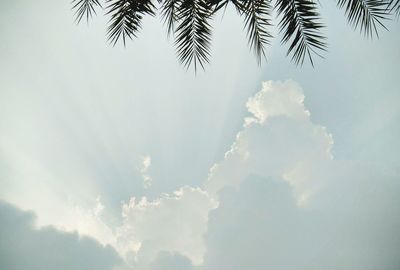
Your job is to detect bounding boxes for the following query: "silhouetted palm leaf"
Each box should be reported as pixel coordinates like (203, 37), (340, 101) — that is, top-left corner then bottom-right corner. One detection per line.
(72, 0), (102, 23)
(237, 0), (273, 64)
(337, 0), (391, 37)
(276, 0), (326, 66)
(161, 0), (180, 36)
(208, 0), (230, 13)
(388, 0), (400, 17)
(106, 0), (156, 46)
(174, 0), (213, 71)
(72, 0), (396, 70)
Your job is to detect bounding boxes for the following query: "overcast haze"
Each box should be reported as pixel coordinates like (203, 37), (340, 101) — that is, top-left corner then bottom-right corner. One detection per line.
(1, 1), (400, 270)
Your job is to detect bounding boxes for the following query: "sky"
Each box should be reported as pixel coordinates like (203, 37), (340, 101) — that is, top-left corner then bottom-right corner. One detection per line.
(0, 1), (400, 270)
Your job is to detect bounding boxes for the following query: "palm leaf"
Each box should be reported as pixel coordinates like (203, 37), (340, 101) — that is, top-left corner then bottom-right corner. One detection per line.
(174, 0), (213, 71)
(337, 0), (391, 37)
(160, 0), (180, 36)
(208, 0), (230, 13)
(388, 0), (400, 17)
(276, 0), (326, 66)
(72, 0), (395, 71)
(106, 0), (156, 46)
(237, 0), (273, 64)
(72, 0), (102, 23)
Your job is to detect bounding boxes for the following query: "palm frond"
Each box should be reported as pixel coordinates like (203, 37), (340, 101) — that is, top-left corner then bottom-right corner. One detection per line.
(208, 0), (230, 13)
(72, 0), (395, 71)
(337, 0), (391, 37)
(237, 0), (273, 64)
(72, 0), (102, 23)
(174, 0), (213, 71)
(276, 0), (326, 66)
(388, 0), (400, 17)
(106, 0), (156, 46)
(161, 0), (180, 36)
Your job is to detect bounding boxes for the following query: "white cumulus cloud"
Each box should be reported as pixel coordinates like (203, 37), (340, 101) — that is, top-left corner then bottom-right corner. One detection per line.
(115, 186), (217, 267)
(205, 80), (333, 204)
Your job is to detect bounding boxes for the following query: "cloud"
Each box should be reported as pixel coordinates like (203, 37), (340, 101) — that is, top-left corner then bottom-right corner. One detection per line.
(0, 201), (127, 270)
(0, 186), (215, 270)
(2, 80), (399, 270)
(116, 186), (217, 266)
(140, 155), (153, 189)
(147, 251), (194, 270)
(205, 80), (333, 204)
(200, 80), (400, 270)
(202, 171), (400, 270)
(106, 80), (400, 270)
(202, 176), (322, 270)
(15, 194), (118, 249)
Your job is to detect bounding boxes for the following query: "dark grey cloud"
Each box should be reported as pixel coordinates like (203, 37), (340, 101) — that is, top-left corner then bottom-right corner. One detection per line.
(0, 201), (126, 270)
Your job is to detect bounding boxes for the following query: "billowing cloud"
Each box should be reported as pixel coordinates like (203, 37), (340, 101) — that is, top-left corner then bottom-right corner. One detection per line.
(201, 80), (400, 270)
(113, 80), (399, 270)
(205, 80), (333, 204)
(0, 201), (127, 270)
(116, 186), (217, 266)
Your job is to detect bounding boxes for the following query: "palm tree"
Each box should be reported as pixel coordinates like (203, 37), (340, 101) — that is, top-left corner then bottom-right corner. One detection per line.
(72, 0), (398, 71)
